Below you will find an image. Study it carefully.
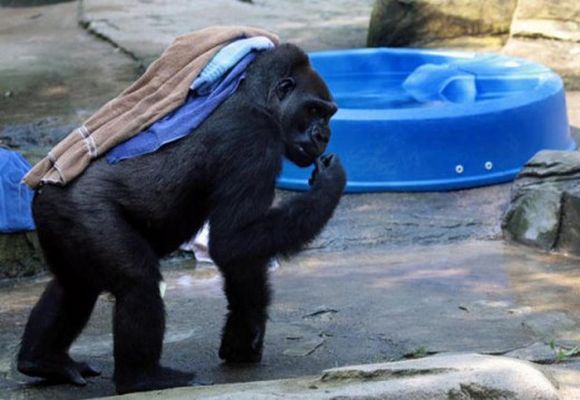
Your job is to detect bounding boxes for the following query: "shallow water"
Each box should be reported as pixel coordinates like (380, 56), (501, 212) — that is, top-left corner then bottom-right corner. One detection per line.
(330, 74), (540, 110)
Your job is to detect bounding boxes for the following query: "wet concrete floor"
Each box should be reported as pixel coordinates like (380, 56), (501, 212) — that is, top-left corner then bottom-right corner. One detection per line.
(1, 240), (579, 399)
(0, 1), (138, 163)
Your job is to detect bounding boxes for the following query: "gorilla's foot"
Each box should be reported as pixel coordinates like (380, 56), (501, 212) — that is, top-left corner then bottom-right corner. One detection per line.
(115, 366), (195, 394)
(219, 314), (265, 363)
(17, 354), (101, 386)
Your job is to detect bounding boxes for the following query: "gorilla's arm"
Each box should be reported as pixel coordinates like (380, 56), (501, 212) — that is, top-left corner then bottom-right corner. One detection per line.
(208, 154), (345, 267)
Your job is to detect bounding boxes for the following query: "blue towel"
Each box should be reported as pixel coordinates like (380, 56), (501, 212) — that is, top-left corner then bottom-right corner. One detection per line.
(107, 37), (274, 164)
(107, 51), (257, 164)
(0, 148), (35, 232)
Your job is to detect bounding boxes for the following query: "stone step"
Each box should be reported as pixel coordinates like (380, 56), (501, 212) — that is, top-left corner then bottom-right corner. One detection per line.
(100, 353), (561, 400)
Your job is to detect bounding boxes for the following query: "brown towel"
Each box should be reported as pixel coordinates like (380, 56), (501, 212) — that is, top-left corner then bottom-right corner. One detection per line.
(24, 26), (279, 188)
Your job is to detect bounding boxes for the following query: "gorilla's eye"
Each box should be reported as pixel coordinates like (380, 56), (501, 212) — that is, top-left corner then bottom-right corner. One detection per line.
(276, 78), (296, 100)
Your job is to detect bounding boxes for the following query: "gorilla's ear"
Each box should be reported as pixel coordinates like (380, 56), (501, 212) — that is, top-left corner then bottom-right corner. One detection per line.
(275, 78), (296, 100)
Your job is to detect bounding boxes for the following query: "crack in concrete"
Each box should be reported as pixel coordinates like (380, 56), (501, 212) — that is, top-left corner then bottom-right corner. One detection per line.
(77, 0), (144, 68)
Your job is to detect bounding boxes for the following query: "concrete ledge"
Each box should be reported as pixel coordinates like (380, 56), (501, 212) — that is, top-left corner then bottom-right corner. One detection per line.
(103, 353), (560, 400)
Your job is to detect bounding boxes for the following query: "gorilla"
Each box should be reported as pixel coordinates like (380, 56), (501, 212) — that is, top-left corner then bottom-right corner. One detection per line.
(17, 43), (346, 394)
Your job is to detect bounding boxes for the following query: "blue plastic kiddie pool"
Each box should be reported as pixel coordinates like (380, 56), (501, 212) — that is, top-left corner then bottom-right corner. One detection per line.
(276, 48), (574, 192)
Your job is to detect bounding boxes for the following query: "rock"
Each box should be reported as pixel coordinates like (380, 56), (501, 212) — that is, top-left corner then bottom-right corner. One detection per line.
(545, 361), (580, 400)
(367, 0), (517, 49)
(0, 232), (44, 279)
(502, 150), (580, 256)
(104, 353), (559, 399)
(511, 0), (580, 42)
(556, 187), (580, 255)
(501, 38), (580, 91)
(504, 342), (558, 364)
(320, 353), (559, 400)
(502, 186), (562, 251)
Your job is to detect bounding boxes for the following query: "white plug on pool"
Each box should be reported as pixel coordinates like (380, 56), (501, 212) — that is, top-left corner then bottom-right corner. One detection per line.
(485, 161), (493, 171)
(455, 165), (464, 174)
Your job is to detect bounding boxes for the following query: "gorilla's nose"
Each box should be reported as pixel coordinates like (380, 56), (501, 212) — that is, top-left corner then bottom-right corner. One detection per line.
(311, 126), (330, 151)
(312, 129), (329, 144)
(327, 103), (338, 117)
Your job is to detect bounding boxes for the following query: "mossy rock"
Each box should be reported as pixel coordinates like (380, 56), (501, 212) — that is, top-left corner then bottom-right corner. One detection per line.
(502, 150), (580, 256)
(0, 232), (44, 279)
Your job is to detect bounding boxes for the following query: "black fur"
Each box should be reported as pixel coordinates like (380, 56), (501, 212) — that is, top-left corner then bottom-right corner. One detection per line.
(17, 43), (346, 394)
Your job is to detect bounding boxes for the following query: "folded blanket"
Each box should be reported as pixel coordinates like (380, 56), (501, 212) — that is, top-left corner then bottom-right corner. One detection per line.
(23, 26), (279, 188)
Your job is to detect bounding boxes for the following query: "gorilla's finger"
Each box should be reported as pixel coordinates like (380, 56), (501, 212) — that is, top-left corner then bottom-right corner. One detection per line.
(316, 157), (325, 170)
(320, 153), (335, 167)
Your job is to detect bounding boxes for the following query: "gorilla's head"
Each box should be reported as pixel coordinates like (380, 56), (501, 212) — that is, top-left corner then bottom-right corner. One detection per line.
(274, 52), (337, 167)
(246, 44), (338, 167)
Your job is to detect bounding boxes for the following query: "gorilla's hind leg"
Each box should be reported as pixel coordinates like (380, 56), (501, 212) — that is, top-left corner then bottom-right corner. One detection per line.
(113, 279), (195, 394)
(17, 279), (101, 385)
(109, 229), (195, 394)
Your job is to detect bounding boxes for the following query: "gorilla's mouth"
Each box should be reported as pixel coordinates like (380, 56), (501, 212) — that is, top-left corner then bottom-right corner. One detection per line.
(287, 142), (321, 167)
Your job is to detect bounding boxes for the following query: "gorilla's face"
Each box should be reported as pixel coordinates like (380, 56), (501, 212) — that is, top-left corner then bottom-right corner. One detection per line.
(276, 65), (337, 167)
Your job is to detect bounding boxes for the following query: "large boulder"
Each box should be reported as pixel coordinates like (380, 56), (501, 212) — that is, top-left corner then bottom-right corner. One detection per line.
(503, 150), (580, 256)
(511, 0), (580, 42)
(367, 0), (518, 49)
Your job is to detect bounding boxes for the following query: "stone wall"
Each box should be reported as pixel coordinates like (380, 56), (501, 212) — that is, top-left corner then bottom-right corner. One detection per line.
(512, 0), (580, 42)
(368, 0), (517, 49)
(368, 0), (580, 49)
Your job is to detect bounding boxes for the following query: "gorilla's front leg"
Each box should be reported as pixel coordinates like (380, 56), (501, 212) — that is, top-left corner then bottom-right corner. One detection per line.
(210, 155), (345, 363)
(218, 260), (270, 363)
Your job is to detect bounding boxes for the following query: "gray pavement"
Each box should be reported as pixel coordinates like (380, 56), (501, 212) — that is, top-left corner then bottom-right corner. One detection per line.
(79, 0), (375, 64)
(0, 1), (138, 163)
(1, 240), (580, 399)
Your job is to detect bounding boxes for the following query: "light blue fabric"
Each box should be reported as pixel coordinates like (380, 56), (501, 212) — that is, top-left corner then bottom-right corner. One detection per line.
(402, 63), (477, 104)
(106, 52), (258, 164)
(0, 148), (35, 232)
(191, 36), (275, 95)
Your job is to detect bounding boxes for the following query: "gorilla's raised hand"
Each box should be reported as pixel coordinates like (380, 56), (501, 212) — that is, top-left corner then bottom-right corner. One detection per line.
(309, 153), (346, 192)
